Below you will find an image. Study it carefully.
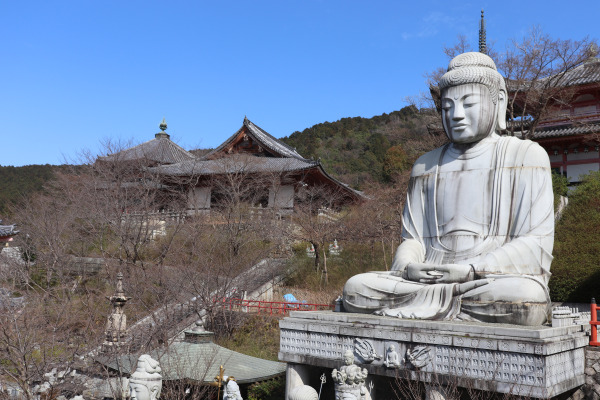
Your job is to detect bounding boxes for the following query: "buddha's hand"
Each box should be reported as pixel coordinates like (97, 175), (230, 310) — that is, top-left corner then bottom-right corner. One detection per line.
(405, 263), (475, 284)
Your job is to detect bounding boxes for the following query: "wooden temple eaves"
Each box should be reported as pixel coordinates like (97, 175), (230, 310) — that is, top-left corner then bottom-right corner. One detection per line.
(201, 117), (306, 161)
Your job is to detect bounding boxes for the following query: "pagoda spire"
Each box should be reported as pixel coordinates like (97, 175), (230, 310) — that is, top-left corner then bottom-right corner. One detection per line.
(479, 9), (487, 54)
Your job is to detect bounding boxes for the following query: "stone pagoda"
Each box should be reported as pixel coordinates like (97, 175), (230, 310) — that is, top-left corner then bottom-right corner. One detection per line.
(103, 272), (131, 352)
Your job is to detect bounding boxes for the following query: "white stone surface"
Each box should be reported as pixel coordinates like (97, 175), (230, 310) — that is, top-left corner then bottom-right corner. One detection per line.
(223, 380), (243, 400)
(343, 52), (554, 326)
(286, 363), (312, 400)
(288, 385), (318, 400)
(279, 311), (587, 399)
(129, 355), (162, 400)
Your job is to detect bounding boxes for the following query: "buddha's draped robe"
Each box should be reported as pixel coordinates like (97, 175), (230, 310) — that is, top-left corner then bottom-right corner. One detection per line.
(343, 135), (554, 325)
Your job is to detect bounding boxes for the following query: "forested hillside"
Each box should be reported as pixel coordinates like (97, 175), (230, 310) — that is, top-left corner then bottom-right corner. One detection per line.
(0, 164), (57, 215)
(281, 106), (445, 189)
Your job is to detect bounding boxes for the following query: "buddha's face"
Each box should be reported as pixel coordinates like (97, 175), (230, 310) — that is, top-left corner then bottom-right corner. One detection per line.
(441, 83), (496, 144)
(130, 382), (159, 400)
(129, 382), (149, 400)
(344, 351), (354, 365)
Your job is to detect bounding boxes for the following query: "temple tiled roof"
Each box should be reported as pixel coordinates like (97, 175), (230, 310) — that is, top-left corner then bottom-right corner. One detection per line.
(557, 58), (600, 87)
(150, 156), (365, 199)
(533, 123), (600, 140)
(508, 58), (600, 91)
(150, 155), (318, 176)
(202, 117), (306, 160)
(99, 339), (286, 384)
(99, 132), (195, 165)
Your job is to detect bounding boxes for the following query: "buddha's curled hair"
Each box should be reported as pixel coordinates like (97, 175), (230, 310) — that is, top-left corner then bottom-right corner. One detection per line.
(438, 52), (506, 104)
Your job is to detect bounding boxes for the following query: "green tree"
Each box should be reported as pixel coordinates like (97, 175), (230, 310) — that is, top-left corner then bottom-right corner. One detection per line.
(383, 145), (411, 182)
(550, 171), (600, 302)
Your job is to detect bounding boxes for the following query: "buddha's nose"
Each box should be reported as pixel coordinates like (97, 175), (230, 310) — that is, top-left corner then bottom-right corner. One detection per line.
(452, 106), (465, 120)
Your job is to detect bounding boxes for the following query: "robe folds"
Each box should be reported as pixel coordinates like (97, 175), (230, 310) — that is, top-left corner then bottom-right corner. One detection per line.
(343, 135), (555, 325)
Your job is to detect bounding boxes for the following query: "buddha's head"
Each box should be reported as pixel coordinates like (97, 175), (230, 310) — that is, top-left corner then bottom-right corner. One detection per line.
(439, 52), (507, 144)
(129, 355), (162, 400)
(343, 349), (354, 366)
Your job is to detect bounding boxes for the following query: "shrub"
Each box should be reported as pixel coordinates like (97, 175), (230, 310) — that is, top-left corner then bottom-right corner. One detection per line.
(549, 171), (600, 302)
(247, 377), (285, 400)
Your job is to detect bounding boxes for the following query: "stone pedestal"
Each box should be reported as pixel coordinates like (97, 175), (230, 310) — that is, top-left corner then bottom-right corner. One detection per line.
(279, 311), (588, 399)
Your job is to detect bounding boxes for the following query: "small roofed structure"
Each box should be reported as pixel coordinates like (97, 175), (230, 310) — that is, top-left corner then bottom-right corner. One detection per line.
(152, 117), (364, 214)
(0, 220), (19, 243)
(97, 320), (285, 397)
(98, 118), (195, 167)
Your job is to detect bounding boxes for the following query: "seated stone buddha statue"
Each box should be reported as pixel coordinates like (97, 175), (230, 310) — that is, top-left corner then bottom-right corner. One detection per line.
(343, 52), (554, 326)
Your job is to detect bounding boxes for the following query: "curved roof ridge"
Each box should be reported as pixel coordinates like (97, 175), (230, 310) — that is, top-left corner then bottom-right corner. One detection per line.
(200, 117), (308, 161)
(243, 118), (306, 160)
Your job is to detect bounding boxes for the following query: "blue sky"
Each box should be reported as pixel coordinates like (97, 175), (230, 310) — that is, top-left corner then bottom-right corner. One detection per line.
(2, 0), (599, 166)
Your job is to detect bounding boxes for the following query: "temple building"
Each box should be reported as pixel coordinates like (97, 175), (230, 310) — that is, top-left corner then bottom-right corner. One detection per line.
(98, 117), (363, 216)
(529, 52), (600, 183)
(150, 117), (364, 214)
(478, 10), (600, 185)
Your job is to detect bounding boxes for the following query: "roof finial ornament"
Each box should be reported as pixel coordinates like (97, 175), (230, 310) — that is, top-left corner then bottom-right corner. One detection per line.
(479, 9), (487, 55)
(156, 118), (170, 139)
(244, 115), (249, 124)
(586, 43), (599, 63)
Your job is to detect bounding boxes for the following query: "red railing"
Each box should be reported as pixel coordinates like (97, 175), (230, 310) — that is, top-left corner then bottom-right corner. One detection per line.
(220, 298), (334, 315)
(591, 298), (600, 346)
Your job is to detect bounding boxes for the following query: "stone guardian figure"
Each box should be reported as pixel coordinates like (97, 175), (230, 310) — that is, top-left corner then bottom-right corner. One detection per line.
(343, 52), (554, 326)
(223, 379), (243, 400)
(332, 350), (369, 400)
(129, 354), (162, 400)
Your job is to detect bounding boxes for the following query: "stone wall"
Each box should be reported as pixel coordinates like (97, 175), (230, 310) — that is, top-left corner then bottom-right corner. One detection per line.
(568, 347), (600, 400)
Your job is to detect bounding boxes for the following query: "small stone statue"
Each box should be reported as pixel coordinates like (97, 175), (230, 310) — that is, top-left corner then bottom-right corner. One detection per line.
(306, 244), (316, 258)
(129, 355), (162, 400)
(289, 385), (318, 400)
(329, 239), (341, 256)
(332, 350), (368, 400)
(383, 344), (400, 368)
(223, 379), (242, 400)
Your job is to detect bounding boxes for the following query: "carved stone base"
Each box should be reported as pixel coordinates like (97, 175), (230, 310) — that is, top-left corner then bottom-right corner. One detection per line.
(278, 311), (588, 399)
